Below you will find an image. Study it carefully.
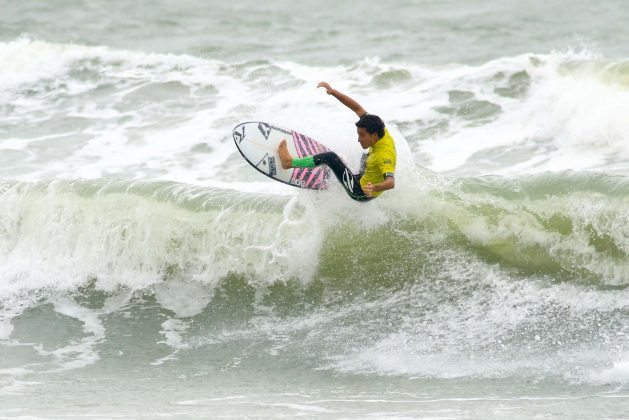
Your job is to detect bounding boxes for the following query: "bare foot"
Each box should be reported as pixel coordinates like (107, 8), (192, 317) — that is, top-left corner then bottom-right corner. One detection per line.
(278, 139), (293, 169)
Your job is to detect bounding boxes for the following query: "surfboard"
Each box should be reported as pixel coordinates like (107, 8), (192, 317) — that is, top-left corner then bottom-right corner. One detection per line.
(232, 122), (331, 190)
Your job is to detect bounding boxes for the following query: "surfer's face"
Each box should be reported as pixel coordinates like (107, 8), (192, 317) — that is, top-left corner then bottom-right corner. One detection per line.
(357, 127), (379, 149)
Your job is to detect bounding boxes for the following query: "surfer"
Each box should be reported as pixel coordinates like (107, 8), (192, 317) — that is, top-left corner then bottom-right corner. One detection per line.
(278, 82), (396, 201)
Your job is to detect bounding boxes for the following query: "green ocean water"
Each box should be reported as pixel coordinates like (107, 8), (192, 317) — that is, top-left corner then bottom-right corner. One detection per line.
(1, 1), (629, 418)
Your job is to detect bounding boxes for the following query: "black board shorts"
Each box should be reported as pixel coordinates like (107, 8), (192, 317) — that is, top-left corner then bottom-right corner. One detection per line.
(313, 152), (373, 202)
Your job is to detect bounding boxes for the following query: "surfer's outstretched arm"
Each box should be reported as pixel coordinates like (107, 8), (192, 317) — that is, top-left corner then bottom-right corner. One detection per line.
(317, 82), (367, 118)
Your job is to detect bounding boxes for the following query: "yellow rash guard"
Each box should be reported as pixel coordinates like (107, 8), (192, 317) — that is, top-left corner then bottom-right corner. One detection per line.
(359, 128), (396, 198)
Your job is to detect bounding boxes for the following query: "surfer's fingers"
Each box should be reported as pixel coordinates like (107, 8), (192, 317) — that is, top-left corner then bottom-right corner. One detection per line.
(317, 81), (332, 93)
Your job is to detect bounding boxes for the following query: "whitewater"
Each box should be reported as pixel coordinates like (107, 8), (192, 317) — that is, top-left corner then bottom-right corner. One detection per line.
(1, 0), (629, 418)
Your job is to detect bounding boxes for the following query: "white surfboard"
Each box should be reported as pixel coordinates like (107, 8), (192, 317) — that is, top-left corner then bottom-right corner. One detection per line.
(232, 122), (331, 190)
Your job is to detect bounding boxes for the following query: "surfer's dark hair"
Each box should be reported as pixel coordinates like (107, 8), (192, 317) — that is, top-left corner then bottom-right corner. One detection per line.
(355, 114), (385, 138)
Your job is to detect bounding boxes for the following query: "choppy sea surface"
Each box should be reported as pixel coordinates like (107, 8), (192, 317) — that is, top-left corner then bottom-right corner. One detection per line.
(1, 1), (629, 418)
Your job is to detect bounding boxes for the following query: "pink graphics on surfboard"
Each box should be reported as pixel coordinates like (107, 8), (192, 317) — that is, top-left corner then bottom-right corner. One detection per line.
(232, 122), (331, 190)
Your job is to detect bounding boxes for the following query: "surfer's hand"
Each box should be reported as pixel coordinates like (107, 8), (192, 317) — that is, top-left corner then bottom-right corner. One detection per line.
(317, 82), (334, 95)
(363, 182), (374, 197)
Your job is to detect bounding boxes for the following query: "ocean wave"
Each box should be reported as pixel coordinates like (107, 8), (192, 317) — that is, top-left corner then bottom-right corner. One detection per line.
(0, 173), (626, 386)
(0, 172), (626, 303)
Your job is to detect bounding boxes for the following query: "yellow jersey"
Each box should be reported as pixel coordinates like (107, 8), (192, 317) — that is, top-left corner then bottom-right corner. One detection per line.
(359, 128), (396, 198)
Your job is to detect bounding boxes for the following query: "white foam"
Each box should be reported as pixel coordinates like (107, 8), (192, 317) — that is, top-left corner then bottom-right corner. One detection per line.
(2, 39), (628, 186)
(151, 318), (191, 366)
(0, 38), (238, 184)
(258, 402), (337, 414)
(0, 379), (42, 396)
(30, 298), (107, 371)
(0, 299), (32, 340)
(420, 52), (629, 175)
(329, 256), (629, 383)
(0, 37), (80, 89)
(589, 359), (629, 384)
(153, 280), (212, 318)
(0, 180), (334, 299)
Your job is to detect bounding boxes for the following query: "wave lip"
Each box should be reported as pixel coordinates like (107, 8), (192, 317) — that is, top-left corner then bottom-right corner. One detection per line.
(0, 179), (314, 301)
(0, 170), (626, 304)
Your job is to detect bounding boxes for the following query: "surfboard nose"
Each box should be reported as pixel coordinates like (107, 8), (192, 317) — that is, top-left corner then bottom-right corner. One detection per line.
(232, 121), (331, 191)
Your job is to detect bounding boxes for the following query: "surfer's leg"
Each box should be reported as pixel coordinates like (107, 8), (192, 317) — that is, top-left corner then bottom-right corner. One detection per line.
(282, 146), (372, 201)
(313, 152), (372, 201)
(278, 140), (295, 169)
(279, 140), (316, 168)
(280, 138), (316, 169)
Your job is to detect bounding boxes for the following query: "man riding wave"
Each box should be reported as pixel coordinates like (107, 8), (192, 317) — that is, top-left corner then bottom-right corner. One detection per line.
(278, 82), (396, 201)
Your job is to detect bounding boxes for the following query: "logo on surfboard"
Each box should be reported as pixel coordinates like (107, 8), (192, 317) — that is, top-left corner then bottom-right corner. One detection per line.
(254, 153), (277, 176)
(290, 178), (306, 188)
(268, 156), (277, 176)
(258, 122), (272, 139)
(233, 125), (246, 143)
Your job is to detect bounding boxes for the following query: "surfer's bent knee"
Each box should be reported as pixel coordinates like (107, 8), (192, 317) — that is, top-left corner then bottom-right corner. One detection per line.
(313, 152), (370, 201)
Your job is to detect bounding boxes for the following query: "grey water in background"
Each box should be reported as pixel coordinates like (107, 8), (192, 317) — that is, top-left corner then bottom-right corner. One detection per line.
(1, 1), (629, 419)
(3, 0), (629, 65)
